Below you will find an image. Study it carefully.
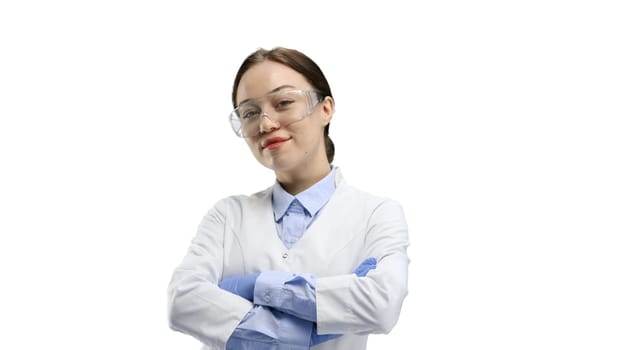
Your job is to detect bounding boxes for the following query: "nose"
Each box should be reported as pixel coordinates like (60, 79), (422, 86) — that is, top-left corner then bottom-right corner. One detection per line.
(259, 112), (280, 134)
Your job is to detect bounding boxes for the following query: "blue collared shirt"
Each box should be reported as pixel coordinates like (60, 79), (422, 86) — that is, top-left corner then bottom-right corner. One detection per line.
(227, 169), (338, 349)
(272, 169), (336, 248)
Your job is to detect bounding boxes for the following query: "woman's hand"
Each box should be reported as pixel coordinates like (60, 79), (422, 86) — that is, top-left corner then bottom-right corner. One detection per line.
(218, 272), (260, 301)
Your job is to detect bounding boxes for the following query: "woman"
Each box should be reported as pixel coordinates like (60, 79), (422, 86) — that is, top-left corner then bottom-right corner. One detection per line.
(168, 47), (410, 349)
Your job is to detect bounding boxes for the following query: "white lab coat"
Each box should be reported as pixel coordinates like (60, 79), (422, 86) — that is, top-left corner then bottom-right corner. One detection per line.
(168, 168), (410, 350)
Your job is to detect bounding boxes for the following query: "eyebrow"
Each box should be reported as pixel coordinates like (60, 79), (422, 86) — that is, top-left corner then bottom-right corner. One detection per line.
(237, 85), (297, 106)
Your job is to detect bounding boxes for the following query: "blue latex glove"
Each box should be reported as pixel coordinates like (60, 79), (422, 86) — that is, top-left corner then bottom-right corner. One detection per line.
(310, 257), (377, 347)
(219, 272), (260, 301)
(354, 257), (377, 277)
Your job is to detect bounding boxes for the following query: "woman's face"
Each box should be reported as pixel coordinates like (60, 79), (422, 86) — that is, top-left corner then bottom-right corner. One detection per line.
(235, 60), (333, 175)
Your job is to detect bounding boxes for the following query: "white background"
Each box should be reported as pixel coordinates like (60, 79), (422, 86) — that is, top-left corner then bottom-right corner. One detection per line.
(1, 1), (621, 349)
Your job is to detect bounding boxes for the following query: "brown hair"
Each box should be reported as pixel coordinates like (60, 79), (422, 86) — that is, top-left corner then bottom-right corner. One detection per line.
(231, 47), (335, 164)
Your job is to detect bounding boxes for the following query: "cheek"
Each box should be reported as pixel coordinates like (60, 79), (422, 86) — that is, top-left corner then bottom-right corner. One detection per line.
(291, 121), (323, 142)
(245, 139), (261, 157)
(296, 133), (323, 157)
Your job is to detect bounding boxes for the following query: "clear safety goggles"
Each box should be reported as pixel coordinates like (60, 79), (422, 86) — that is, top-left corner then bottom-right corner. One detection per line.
(229, 89), (324, 138)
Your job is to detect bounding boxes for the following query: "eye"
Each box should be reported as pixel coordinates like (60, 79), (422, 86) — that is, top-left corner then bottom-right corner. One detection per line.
(242, 110), (260, 119)
(239, 106), (261, 120)
(275, 98), (295, 110)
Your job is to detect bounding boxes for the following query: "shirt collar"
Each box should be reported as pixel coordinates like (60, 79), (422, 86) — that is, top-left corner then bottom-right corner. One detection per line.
(272, 168), (336, 222)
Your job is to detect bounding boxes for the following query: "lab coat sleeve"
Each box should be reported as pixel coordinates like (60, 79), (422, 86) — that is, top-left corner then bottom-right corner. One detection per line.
(168, 200), (253, 350)
(315, 199), (410, 335)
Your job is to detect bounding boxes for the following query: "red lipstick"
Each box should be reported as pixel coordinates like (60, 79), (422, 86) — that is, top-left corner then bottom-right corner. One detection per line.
(262, 137), (290, 150)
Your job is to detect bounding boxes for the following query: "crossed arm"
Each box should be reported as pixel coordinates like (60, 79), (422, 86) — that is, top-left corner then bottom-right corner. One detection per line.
(168, 198), (409, 349)
(220, 258), (377, 349)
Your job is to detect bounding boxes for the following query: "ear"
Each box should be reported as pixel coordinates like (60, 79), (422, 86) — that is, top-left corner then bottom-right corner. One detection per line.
(320, 96), (335, 126)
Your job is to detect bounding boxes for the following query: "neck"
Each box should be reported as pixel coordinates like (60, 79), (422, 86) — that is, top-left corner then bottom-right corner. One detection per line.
(276, 163), (331, 195)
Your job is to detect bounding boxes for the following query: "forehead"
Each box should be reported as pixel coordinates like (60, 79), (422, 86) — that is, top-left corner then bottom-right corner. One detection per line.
(236, 60), (311, 104)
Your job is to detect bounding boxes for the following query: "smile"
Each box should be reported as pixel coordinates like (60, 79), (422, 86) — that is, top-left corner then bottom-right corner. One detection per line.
(262, 137), (291, 150)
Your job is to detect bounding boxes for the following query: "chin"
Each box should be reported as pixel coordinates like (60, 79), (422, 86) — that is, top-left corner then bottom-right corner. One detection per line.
(262, 156), (299, 173)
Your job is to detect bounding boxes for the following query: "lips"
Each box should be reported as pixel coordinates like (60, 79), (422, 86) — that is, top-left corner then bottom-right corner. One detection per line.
(262, 137), (290, 150)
